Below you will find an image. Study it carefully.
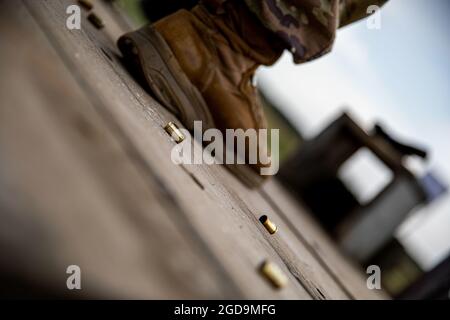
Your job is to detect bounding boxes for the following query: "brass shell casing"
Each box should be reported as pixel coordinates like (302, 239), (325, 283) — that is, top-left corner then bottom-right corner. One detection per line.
(260, 260), (288, 289)
(164, 122), (185, 144)
(78, 0), (93, 11)
(87, 13), (104, 29)
(259, 215), (278, 234)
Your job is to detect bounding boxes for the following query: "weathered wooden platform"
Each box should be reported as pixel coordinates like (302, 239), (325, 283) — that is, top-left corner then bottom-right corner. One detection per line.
(0, 0), (385, 299)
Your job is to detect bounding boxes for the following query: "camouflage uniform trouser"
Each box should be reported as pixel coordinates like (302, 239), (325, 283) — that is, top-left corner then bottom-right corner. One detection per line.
(204, 0), (388, 63)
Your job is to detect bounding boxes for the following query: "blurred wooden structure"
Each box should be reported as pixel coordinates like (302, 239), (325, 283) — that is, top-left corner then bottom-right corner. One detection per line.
(279, 114), (427, 262)
(0, 0), (386, 299)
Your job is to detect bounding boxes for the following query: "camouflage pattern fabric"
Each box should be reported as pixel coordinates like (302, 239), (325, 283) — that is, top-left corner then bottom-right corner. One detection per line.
(204, 0), (388, 63)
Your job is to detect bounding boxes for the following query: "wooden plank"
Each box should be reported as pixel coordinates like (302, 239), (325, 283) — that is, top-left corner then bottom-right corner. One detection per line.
(0, 0), (382, 299)
(90, 1), (363, 299)
(0, 0), (237, 299)
(19, 0), (312, 299)
(213, 171), (350, 299)
(90, 0), (348, 299)
(262, 180), (389, 299)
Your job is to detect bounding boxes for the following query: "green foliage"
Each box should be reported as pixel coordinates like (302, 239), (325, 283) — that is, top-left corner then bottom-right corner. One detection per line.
(116, 0), (148, 25)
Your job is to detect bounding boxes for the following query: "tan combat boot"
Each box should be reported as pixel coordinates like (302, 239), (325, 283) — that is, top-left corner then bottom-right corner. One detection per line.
(118, 2), (283, 187)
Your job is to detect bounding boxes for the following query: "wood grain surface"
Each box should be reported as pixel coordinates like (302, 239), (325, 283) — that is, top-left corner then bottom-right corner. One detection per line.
(0, 0), (385, 299)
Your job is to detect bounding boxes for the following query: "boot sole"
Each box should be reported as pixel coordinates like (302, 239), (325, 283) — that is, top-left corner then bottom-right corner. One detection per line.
(118, 26), (215, 131)
(118, 27), (265, 189)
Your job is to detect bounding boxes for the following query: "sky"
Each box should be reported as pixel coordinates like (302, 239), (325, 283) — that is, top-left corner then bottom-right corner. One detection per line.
(257, 0), (450, 270)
